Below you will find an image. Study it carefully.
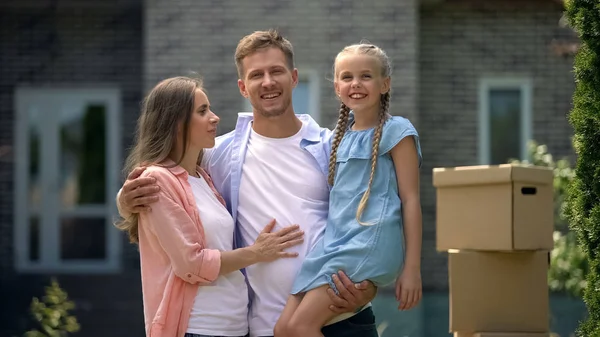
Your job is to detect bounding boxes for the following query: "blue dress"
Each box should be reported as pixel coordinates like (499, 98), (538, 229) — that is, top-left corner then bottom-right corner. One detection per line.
(291, 115), (422, 294)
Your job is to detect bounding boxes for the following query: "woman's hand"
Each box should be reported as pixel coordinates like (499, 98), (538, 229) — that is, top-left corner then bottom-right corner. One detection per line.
(250, 219), (304, 262)
(395, 266), (422, 311)
(219, 220), (304, 275)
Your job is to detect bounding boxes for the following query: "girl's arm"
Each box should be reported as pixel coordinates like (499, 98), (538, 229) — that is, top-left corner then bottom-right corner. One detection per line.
(390, 136), (422, 272)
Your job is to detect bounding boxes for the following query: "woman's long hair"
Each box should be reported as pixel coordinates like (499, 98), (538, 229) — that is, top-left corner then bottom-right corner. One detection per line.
(115, 76), (203, 243)
(329, 43), (392, 225)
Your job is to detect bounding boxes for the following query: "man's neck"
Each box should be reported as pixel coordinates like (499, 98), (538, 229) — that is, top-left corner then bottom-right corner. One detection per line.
(251, 111), (303, 138)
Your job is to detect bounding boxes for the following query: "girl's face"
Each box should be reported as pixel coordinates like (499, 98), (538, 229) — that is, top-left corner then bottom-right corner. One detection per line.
(187, 89), (220, 150)
(334, 54), (390, 116)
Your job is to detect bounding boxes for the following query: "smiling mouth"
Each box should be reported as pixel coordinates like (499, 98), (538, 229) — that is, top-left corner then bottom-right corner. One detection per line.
(350, 93), (367, 99)
(261, 92), (281, 100)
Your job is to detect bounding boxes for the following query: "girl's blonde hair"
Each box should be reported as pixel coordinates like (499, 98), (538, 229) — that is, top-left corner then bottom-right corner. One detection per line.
(329, 43), (392, 225)
(115, 76), (204, 243)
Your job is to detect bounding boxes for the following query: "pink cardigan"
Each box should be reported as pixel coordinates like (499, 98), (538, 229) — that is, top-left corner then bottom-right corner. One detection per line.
(136, 160), (224, 337)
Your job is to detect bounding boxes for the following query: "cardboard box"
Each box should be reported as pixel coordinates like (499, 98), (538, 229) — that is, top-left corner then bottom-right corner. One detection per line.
(433, 164), (554, 251)
(449, 250), (550, 333)
(454, 333), (550, 337)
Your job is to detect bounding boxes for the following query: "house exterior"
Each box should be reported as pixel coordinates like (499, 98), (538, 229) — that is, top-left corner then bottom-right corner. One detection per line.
(0, 0), (576, 336)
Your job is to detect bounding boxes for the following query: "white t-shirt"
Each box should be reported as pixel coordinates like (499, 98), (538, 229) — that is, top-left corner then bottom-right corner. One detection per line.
(186, 175), (249, 336)
(237, 125), (330, 337)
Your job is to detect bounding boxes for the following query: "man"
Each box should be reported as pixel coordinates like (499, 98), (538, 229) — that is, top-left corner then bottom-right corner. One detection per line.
(118, 29), (378, 337)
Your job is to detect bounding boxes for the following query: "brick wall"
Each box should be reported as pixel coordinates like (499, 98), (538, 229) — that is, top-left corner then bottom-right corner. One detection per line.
(0, 0), (578, 334)
(419, 0), (576, 289)
(144, 0), (419, 131)
(145, 0), (577, 292)
(0, 1), (144, 336)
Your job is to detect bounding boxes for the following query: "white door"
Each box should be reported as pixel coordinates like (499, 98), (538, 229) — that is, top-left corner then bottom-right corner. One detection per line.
(14, 88), (121, 273)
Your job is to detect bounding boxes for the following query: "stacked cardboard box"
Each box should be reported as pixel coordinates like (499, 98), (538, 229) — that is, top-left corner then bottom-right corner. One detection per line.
(433, 164), (554, 336)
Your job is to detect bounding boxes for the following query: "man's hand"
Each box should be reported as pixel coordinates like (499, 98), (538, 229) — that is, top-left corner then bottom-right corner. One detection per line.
(326, 271), (377, 314)
(118, 166), (160, 215)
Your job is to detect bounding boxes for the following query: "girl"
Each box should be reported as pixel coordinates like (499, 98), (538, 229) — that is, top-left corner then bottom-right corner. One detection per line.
(115, 76), (304, 337)
(275, 43), (423, 337)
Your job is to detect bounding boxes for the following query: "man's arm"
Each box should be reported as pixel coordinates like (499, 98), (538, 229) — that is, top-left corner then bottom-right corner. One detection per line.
(326, 271), (377, 314)
(116, 166), (160, 218)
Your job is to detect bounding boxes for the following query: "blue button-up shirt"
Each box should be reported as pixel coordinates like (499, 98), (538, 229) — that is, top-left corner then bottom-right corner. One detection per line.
(201, 113), (333, 247)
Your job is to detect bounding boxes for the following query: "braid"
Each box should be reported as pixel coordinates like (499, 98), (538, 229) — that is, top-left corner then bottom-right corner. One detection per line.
(356, 92), (390, 225)
(333, 42), (392, 224)
(328, 103), (351, 186)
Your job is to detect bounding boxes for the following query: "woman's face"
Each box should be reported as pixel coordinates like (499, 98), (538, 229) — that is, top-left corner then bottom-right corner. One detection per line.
(188, 88), (220, 149)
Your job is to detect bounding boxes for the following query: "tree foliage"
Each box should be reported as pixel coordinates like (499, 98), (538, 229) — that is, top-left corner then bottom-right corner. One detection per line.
(563, 0), (600, 335)
(509, 141), (587, 297)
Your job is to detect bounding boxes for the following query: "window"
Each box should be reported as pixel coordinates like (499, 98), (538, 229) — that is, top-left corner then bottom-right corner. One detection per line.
(478, 78), (532, 165)
(244, 69), (321, 123)
(14, 88), (122, 273)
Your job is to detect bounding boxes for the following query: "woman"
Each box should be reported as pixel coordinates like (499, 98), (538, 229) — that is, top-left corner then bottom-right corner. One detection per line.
(115, 76), (304, 337)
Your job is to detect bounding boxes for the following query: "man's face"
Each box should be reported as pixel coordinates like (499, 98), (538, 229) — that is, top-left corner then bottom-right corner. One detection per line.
(238, 47), (298, 118)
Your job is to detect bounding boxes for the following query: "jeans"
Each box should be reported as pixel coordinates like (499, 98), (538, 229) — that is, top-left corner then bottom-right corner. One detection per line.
(321, 307), (379, 337)
(260, 306), (379, 337)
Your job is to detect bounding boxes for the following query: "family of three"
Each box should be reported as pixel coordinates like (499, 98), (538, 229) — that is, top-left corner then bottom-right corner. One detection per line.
(115, 29), (423, 337)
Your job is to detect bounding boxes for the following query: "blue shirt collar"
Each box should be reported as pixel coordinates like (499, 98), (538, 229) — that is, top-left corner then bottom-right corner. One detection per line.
(235, 112), (322, 143)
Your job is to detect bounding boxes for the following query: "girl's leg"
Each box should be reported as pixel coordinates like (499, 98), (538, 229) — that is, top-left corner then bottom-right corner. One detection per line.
(286, 285), (338, 337)
(274, 293), (303, 337)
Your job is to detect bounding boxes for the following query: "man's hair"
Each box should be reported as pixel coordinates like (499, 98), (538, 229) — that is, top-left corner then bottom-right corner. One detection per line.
(116, 76), (204, 243)
(234, 29), (295, 78)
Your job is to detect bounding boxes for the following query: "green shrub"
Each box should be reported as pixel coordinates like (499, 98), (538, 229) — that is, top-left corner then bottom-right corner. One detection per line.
(548, 230), (588, 297)
(509, 140), (575, 232)
(509, 141), (587, 297)
(564, 0), (600, 334)
(24, 279), (80, 337)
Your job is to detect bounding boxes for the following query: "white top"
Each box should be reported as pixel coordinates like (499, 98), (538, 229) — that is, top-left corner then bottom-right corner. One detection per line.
(237, 125), (330, 337)
(186, 175), (249, 336)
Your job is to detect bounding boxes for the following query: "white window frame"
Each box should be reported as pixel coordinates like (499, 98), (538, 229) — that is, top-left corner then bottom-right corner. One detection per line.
(14, 87), (122, 274)
(243, 69), (322, 123)
(478, 77), (533, 165)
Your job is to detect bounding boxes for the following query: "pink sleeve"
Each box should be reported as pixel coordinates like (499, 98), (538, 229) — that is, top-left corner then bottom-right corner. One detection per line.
(139, 189), (221, 284)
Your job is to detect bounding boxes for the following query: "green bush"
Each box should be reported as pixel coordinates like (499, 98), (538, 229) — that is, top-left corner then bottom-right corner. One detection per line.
(548, 230), (588, 297)
(509, 141), (587, 297)
(564, 0), (600, 335)
(24, 279), (80, 337)
(509, 141), (575, 232)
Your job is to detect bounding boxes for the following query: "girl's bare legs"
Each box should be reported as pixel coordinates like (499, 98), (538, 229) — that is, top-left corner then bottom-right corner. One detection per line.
(285, 285), (338, 337)
(274, 293), (303, 337)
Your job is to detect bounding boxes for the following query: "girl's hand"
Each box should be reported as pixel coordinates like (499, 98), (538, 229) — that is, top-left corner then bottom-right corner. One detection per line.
(395, 267), (422, 311)
(251, 219), (304, 262)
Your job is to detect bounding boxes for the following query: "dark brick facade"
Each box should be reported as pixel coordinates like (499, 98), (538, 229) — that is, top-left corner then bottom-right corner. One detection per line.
(0, 1), (144, 336)
(144, 0), (419, 132)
